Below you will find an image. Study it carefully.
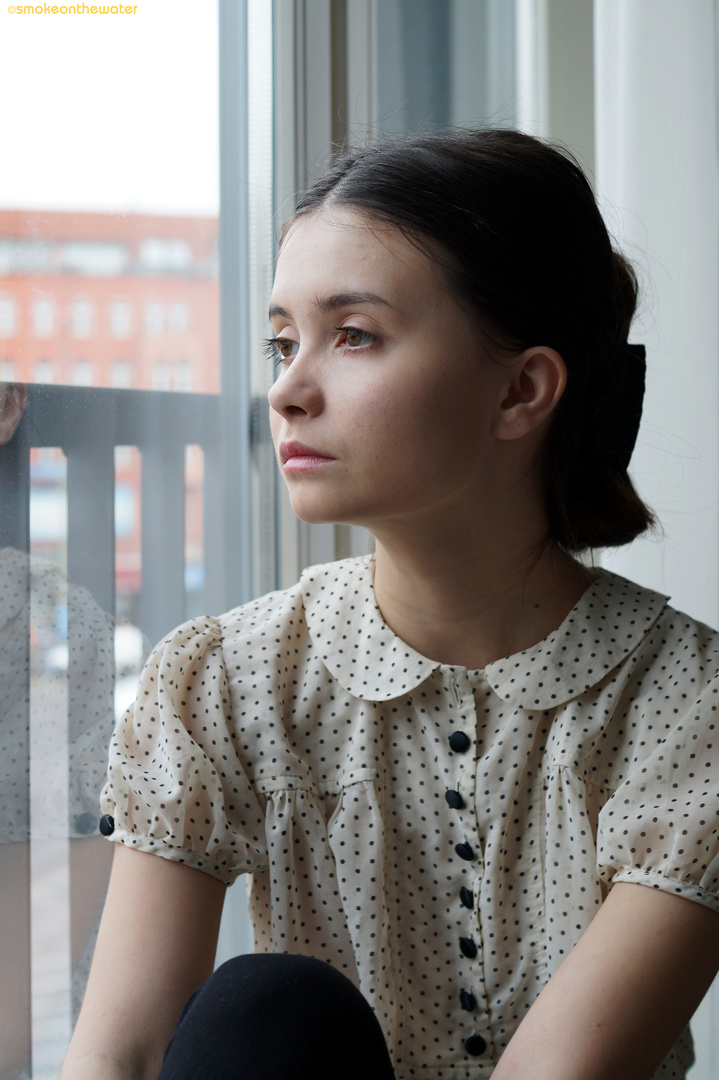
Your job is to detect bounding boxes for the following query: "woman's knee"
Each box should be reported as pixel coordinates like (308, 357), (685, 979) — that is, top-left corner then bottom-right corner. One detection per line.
(159, 953), (395, 1079)
(191, 952), (371, 1028)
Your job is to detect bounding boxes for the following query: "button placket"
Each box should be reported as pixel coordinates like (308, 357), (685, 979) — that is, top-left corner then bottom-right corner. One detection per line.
(445, 672), (488, 1061)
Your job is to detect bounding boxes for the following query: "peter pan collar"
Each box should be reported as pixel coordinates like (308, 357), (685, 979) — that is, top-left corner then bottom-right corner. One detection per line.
(300, 556), (669, 707)
(484, 569), (668, 709)
(300, 556), (439, 701)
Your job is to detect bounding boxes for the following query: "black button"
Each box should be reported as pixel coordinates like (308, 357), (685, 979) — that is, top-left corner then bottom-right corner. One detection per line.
(459, 886), (474, 909)
(459, 989), (476, 1012)
(459, 936), (477, 959)
(445, 788), (464, 810)
(75, 812), (97, 836)
(455, 841), (474, 861)
(465, 1035), (487, 1056)
(449, 731), (470, 752)
(99, 814), (115, 836)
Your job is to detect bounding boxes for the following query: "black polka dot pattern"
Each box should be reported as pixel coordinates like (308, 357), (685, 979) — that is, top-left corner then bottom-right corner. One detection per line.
(101, 556), (719, 1079)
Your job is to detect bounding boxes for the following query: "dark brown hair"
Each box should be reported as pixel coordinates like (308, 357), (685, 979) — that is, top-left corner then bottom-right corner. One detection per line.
(290, 128), (654, 552)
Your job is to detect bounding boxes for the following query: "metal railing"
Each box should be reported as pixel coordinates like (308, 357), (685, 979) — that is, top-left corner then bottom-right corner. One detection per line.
(0, 382), (225, 1078)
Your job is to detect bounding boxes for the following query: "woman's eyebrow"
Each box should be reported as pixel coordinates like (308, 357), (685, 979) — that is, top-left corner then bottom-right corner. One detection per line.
(268, 291), (393, 321)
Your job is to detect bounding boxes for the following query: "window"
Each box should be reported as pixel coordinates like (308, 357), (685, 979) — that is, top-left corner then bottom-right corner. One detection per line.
(175, 360), (194, 392)
(72, 361), (94, 386)
(0, 239), (51, 273)
(62, 242), (129, 276)
(110, 361), (132, 389)
(70, 299), (94, 339)
(0, 6), (225, 1076)
(109, 299), (133, 339)
(169, 301), (189, 335)
(145, 301), (164, 336)
(33, 297), (55, 338)
(0, 295), (18, 337)
(139, 238), (192, 272)
(34, 359), (55, 384)
(151, 360), (171, 390)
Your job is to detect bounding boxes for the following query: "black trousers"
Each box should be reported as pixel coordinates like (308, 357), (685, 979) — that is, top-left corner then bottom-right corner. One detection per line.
(157, 953), (397, 1080)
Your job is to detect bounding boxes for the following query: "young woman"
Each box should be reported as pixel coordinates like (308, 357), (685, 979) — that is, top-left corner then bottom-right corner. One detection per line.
(61, 129), (719, 1080)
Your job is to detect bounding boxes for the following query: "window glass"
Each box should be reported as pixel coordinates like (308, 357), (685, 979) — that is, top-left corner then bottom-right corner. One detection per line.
(0, 295), (18, 337)
(169, 300), (189, 335)
(63, 242), (129, 277)
(34, 359), (55, 384)
(151, 359), (171, 391)
(145, 301), (164, 336)
(71, 360), (94, 387)
(375, 0), (516, 132)
(110, 360), (132, 389)
(70, 299), (94, 339)
(175, 359), (194, 392)
(33, 298), (54, 338)
(139, 238), (193, 272)
(109, 299), (132, 339)
(0, 4), (224, 1076)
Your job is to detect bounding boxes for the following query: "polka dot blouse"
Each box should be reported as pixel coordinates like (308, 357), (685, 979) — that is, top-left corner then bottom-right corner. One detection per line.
(101, 556), (719, 1079)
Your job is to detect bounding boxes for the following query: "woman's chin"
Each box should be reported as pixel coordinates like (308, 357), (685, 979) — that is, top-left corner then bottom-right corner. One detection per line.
(289, 496), (366, 528)
(288, 497), (339, 526)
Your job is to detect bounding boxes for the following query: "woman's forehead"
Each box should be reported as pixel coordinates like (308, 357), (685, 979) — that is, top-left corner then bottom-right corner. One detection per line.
(274, 208), (443, 300)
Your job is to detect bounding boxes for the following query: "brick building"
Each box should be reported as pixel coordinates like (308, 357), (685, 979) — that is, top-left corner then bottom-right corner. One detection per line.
(0, 209), (220, 614)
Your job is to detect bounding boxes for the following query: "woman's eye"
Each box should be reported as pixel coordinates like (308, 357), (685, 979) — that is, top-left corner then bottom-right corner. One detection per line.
(337, 326), (376, 349)
(263, 337), (298, 365)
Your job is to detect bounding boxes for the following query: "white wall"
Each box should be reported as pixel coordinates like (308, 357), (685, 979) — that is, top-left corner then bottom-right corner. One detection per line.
(594, 3), (719, 1075)
(594, 0), (719, 628)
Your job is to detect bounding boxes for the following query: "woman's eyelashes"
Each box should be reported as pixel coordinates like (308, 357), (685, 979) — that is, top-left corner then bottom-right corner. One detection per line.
(333, 326), (377, 350)
(263, 325), (378, 366)
(263, 336), (298, 365)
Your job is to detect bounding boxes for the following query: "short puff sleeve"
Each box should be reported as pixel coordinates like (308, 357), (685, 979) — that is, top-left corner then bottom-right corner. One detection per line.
(100, 615), (267, 885)
(597, 673), (719, 912)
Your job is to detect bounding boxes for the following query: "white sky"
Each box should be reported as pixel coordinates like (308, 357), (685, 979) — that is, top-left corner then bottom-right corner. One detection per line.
(0, 0), (219, 215)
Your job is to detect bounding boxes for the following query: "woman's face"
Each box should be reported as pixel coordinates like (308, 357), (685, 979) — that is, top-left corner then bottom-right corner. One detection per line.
(267, 208), (509, 532)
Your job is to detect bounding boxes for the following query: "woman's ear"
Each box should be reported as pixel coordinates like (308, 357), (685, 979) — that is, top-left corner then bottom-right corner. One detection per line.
(491, 346), (566, 441)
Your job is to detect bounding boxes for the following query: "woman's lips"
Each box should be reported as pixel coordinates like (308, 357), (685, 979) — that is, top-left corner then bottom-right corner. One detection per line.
(280, 440), (336, 473)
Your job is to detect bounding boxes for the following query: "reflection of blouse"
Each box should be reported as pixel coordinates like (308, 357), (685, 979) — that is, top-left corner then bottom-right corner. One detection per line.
(101, 556), (719, 1080)
(0, 547), (116, 842)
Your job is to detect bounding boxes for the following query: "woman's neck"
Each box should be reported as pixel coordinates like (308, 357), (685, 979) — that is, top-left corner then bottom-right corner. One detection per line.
(370, 528), (595, 670)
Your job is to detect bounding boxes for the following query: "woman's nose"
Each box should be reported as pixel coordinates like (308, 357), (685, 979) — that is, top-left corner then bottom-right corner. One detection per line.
(267, 355), (324, 419)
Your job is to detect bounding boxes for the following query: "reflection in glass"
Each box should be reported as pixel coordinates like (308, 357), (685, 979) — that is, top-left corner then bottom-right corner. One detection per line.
(0, 3), (222, 1073)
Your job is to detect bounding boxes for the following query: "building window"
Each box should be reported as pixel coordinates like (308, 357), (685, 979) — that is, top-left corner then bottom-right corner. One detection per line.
(70, 299), (94, 339)
(175, 361), (194, 392)
(33, 297), (55, 338)
(35, 360), (54, 384)
(110, 299), (133, 339)
(0, 359), (17, 381)
(145, 302), (164, 336)
(72, 361), (94, 386)
(62, 242), (128, 276)
(0, 296), (18, 337)
(0, 240), (50, 273)
(139, 239), (192, 272)
(152, 360), (171, 391)
(169, 301), (189, 336)
(111, 361), (132, 389)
